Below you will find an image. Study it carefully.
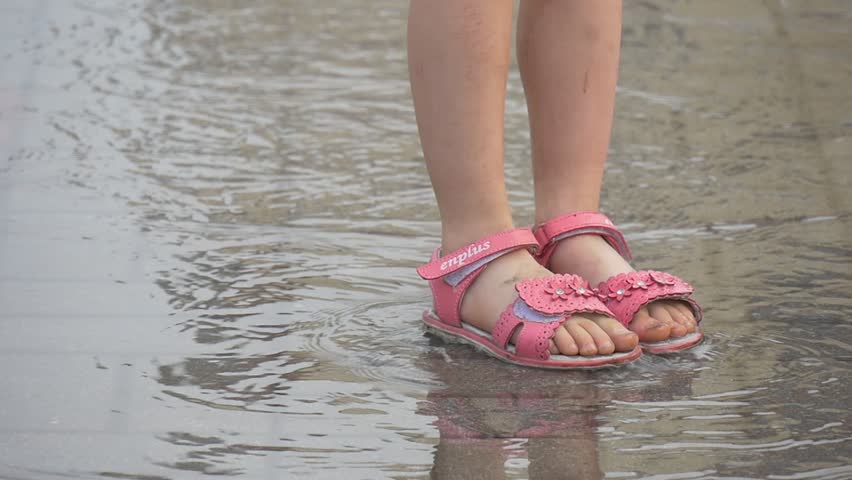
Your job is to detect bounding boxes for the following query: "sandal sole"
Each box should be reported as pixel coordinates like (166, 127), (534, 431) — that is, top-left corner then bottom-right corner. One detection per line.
(640, 329), (704, 354)
(423, 310), (642, 370)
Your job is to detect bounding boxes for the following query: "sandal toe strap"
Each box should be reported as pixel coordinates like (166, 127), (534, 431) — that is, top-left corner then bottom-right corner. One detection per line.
(492, 274), (619, 361)
(516, 274), (613, 317)
(492, 303), (563, 361)
(598, 270), (703, 327)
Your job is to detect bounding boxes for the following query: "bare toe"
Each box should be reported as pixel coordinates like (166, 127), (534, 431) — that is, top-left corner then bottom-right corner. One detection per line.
(590, 314), (639, 352)
(672, 302), (697, 332)
(649, 303), (687, 337)
(565, 320), (598, 356)
(551, 326), (579, 356)
(665, 302), (695, 333)
(629, 307), (671, 342)
(577, 317), (615, 355)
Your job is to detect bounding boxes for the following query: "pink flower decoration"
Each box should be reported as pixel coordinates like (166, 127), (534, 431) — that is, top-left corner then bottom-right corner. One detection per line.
(628, 275), (650, 290)
(608, 288), (632, 301)
(543, 279), (572, 301)
(649, 271), (675, 286)
(516, 274), (608, 315)
(543, 276), (594, 300)
(568, 277), (595, 297)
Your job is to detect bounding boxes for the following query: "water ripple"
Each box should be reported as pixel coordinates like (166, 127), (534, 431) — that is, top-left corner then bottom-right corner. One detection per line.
(5, 0), (849, 478)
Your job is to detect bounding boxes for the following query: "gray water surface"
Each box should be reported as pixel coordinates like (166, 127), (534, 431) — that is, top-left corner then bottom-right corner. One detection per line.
(1, 0), (850, 478)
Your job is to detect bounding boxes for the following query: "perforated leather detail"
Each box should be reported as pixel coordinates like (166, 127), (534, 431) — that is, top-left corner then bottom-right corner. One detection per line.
(597, 270), (702, 327)
(515, 274), (614, 317)
(492, 303), (523, 349)
(493, 303), (565, 360)
(515, 321), (561, 360)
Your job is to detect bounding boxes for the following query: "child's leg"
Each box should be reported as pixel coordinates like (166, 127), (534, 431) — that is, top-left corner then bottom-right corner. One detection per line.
(517, 0), (697, 342)
(408, 0), (514, 250)
(409, 0), (638, 355)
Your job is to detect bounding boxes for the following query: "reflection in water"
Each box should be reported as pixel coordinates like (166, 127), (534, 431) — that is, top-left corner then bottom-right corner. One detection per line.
(420, 347), (696, 480)
(1, 0), (850, 478)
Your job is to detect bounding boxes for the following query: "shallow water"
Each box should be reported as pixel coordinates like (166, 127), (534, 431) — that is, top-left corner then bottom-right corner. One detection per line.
(1, 0), (851, 478)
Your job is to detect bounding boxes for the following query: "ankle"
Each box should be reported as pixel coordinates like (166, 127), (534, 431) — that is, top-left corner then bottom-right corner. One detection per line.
(440, 217), (515, 253)
(549, 234), (633, 284)
(550, 235), (608, 271)
(533, 198), (600, 226)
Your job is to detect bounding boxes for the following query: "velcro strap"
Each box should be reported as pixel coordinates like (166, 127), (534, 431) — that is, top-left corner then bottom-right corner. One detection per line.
(416, 228), (539, 280)
(534, 211), (632, 260)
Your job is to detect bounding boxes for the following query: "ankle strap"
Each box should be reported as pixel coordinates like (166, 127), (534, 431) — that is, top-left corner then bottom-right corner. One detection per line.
(534, 212), (632, 267)
(417, 228), (539, 280)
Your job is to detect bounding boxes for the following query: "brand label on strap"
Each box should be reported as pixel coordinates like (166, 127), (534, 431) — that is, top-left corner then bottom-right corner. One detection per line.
(416, 228), (539, 280)
(440, 241), (490, 271)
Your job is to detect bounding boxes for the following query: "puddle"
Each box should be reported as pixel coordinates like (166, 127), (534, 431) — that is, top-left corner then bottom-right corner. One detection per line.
(0, 0), (850, 478)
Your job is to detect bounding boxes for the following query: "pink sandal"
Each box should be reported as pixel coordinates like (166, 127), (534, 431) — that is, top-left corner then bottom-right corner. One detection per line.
(416, 227), (642, 368)
(533, 212), (704, 354)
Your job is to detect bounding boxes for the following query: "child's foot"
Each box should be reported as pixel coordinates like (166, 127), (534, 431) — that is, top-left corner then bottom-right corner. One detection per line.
(459, 249), (638, 356)
(546, 235), (698, 342)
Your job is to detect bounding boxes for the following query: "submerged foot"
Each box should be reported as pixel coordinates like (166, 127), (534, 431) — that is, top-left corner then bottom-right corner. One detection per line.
(459, 249), (638, 356)
(546, 234), (697, 343)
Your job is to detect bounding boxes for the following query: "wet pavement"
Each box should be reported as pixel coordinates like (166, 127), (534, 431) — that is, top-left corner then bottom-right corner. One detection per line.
(1, 0), (851, 478)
